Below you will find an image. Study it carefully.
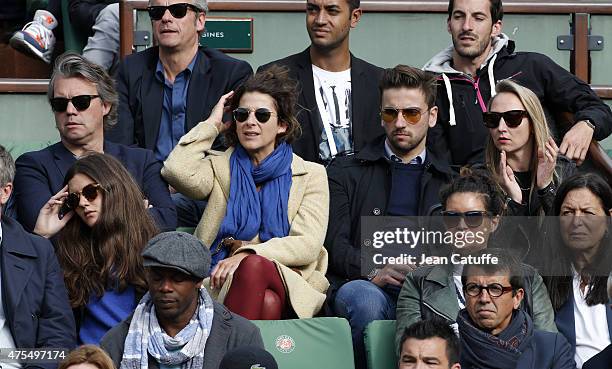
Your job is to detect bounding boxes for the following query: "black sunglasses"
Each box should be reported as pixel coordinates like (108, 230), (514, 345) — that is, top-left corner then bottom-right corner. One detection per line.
(147, 3), (200, 20)
(380, 107), (423, 124)
(441, 210), (491, 229)
(64, 183), (104, 210)
(464, 283), (514, 298)
(233, 107), (277, 124)
(482, 110), (529, 129)
(50, 95), (100, 112)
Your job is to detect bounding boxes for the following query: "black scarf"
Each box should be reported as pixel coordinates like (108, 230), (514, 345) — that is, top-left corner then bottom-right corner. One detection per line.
(458, 309), (535, 369)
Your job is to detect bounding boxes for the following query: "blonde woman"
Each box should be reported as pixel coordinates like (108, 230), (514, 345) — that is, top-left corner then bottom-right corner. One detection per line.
(484, 79), (575, 215)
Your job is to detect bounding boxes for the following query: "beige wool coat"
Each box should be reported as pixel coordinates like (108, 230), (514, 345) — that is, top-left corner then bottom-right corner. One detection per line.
(161, 121), (330, 318)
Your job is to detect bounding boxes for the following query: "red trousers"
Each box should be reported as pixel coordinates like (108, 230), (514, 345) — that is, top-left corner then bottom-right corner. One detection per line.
(224, 254), (287, 320)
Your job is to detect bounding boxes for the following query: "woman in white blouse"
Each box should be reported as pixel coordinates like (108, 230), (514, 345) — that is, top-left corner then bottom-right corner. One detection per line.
(543, 172), (612, 368)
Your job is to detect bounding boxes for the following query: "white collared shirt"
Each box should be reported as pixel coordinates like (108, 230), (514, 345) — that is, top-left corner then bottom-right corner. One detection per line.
(572, 267), (611, 368)
(0, 223), (22, 369)
(384, 140), (426, 164)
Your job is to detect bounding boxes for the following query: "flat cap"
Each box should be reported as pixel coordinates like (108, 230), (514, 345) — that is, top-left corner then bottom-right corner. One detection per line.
(142, 231), (210, 279)
(219, 346), (278, 369)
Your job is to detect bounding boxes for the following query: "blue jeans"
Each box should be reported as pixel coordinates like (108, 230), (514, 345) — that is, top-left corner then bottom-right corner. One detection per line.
(171, 192), (207, 228)
(333, 280), (399, 369)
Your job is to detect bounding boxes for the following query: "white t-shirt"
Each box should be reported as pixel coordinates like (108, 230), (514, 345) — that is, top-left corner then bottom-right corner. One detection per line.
(572, 269), (611, 368)
(312, 65), (352, 162)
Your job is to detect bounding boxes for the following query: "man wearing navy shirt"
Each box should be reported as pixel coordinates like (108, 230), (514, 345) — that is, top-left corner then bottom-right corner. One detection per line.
(109, 0), (252, 226)
(325, 65), (453, 369)
(12, 52), (177, 232)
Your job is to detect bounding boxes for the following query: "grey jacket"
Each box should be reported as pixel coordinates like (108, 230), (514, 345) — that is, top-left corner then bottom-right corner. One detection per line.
(395, 263), (557, 350)
(100, 301), (263, 369)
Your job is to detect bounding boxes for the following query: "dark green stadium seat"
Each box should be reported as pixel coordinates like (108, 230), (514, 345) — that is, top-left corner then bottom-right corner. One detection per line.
(364, 320), (398, 369)
(252, 317), (355, 369)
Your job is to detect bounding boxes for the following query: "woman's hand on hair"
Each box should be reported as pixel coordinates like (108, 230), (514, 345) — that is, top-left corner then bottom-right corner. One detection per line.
(33, 185), (74, 238)
(209, 250), (251, 289)
(207, 90), (235, 134)
(536, 137), (558, 189)
(498, 150), (522, 203)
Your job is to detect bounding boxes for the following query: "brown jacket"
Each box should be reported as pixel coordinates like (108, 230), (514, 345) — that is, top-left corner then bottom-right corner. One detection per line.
(162, 121), (330, 317)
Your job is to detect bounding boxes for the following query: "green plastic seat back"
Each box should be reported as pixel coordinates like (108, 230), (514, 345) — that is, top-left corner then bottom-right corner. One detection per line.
(364, 320), (398, 369)
(61, 0), (87, 52)
(252, 317), (355, 369)
(175, 227), (196, 234)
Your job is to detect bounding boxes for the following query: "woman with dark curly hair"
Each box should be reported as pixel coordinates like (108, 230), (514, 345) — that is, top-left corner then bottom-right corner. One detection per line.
(33, 153), (158, 344)
(542, 172), (612, 368)
(162, 65), (330, 320)
(395, 167), (557, 351)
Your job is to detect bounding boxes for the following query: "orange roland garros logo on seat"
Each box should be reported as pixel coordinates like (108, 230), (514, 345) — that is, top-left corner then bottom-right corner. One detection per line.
(275, 335), (295, 353)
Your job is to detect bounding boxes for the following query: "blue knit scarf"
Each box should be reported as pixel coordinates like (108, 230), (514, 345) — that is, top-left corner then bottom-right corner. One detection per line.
(210, 143), (293, 269)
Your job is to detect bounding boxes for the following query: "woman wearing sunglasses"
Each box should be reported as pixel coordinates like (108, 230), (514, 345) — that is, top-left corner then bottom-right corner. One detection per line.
(33, 153), (158, 344)
(483, 79), (575, 216)
(162, 66), (329, 320)
(395, 167), (557, 349)
(541, 173), (612, 368)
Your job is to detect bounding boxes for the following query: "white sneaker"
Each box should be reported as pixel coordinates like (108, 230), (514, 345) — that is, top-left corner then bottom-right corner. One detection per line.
(9, 9), (57, 64)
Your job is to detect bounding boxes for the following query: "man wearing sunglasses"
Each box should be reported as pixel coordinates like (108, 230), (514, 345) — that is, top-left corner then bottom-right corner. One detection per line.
(258, 0), (383, 165)
(424, 0), (612, 169)
(108, 0), (251, 159)
(324, 65), (453, 369)
(458, 249), (575, 369)
(108, 0), (251, 227)
(11, 52), (177, 233)
(0, 145), (77, 368)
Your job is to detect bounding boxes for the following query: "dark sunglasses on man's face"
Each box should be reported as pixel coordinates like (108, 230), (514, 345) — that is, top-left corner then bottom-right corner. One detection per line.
(482, 110), (529, 129)
(380, 107), (423, 124)
(233, 107), (276, 124)
(64, 183), (104, 210)
(50, 95), (100, 112)
(147, 3), (200, 20)
(441, 210), (491, 229)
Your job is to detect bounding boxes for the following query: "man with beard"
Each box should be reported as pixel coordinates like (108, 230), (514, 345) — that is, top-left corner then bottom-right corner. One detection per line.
(325, 65), (454, 369)
(100, 231), (263, 369)
(425, 0), (612, 169)
(258, 0), (383, 165)
(458, 250), (575, 369)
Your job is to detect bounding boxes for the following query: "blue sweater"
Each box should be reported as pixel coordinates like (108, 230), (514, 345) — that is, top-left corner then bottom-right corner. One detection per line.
(79, 286), (136, 344)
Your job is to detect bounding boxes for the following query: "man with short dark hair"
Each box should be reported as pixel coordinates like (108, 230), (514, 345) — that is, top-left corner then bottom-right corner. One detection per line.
(458, 250), (575, 369)
(425, 0), (612, 168)
(325, 65), (453, 369)
(109, 0), (252, 226)
(0, 145), (76, 369)
(398, 320), (461, 369)
(259, 0), (383, 165)
(11, 52), (176, 232)
(101, 231), (263, 369)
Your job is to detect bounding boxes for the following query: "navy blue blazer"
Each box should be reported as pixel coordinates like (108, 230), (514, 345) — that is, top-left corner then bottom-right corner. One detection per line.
(12, 141), (177, 232)
(1, 216), (76, 369)
(555, 292), (612, 358)
(108, 46), (252, 149)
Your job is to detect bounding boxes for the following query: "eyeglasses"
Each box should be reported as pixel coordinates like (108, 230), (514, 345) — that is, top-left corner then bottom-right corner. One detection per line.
(482, 110), (529, 129)
(50, 95), (100, 112)
(441, 210), (491, 229)
(64, 183), (104, 210)
(233, 107), (277, 124)
(380, 107), (423, 124)
(147, 3), (200, 20)
(464, 283), (514, 298)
